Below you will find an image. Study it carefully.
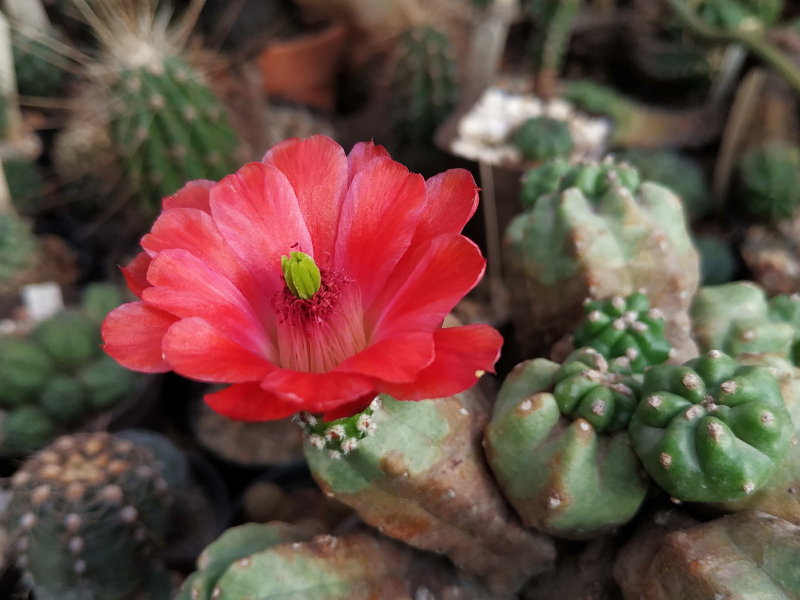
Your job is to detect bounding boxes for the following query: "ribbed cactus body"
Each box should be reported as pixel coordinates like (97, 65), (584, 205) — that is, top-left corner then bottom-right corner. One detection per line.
(4, 406), (55, 451)
(511, 116), (573, 162)
(691, 282), (800, 364)
(737, 142), (800, 222)
(305, 392), (555, 594)
(485, 349), (647, 539)
(110, 56), (238, 208)
(0, 213), (38, 289)
(638, 511), (800, 599)
(7, 433), (172, 600)
(629, 350), (793, 502)
(574, 292), (672, 373)
(505, 158), (700, 361)
(389, 25), (458, 148)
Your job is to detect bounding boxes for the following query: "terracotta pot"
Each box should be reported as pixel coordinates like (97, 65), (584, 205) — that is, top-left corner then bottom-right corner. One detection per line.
(257, 22), (348, 111)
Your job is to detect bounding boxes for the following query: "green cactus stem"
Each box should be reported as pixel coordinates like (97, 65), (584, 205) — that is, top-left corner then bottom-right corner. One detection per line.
(527, 0), (582, 99)
(737, 142), (800, 222)
(511, 116), (573, 162)
(564, 80), (723, 149)
(5, 156), (45, 215)
(389, 25), (458, 149)
(78, 355), (138, 411)
(485, 349), (648, 539)
(38, 375), (88, 423)
(573, 292), (673, 373)
(638, 511), (800, 599)
(81, 282), (124, 325)
(629, 350), (793, 502)
(6, 432), (173, 600)
(696, 0), (784, 31)
(690, 281), (800, 364)
(504, 157), (700, 362)
(305, 391), (555, 594)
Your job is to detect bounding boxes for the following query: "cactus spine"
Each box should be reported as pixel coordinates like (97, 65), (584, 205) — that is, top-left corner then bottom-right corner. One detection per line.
(7, 432), (172, 600)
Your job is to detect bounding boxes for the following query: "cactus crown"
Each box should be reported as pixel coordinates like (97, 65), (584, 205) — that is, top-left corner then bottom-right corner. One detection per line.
(297, 396), (382, 458)
(558, 158), (641, 200)
(737, 142), (800, 222)
(551, 348), (642, 432)
(511, 116), (573, 162)
(8, 432), (172, 600)
(574, 292), (673, 373)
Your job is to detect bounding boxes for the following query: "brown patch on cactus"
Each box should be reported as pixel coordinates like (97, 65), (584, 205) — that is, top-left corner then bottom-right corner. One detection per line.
(742, 214), (800, 295)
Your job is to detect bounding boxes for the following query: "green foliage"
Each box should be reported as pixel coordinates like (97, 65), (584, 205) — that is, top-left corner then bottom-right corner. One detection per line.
(78, 356), (137, 410)
(485, 352), (647, 538)
(629, 350), (793, 502)
(527, 0), (582, 84)
(7, 432), (172, 600)
(574, 292), (673, 373)
(81, 283), (124, 324)
(389, 25), (458, 148)
(737, 142), (800, 222)
(511, 116), (573, 162)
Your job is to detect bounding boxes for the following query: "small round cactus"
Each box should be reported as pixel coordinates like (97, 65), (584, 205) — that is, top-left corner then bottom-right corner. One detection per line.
(573, 292), (673, 374)
(737, 142), (800, 222)
(519, 158), (571, 207)
(485, 349), (648, 538)
(7, 432), (172, 600)
(511, 116), (573, 162)
(3, 406), (56, 451)
(297, 397), (380, 458)
(629, 350), (794, 502)
(32, 311), (101, 371)
(38, 375), (89, 423)
(0, 338), (55, 408)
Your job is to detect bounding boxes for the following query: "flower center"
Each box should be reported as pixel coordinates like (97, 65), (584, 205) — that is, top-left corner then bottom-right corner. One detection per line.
(273, 255), (366, 373)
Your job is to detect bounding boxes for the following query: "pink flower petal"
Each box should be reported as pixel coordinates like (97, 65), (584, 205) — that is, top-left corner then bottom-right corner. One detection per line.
(142, 249), (274, 360)
(162, 180), (214, 212)
(102, 302), (176, 372)
(262, 136), (348, 269)
(346, 140), (390, 184)
(205, 383), (302, 421)
(369, 233), (486, 339)
(260, 369), (375, 413)
(321, 394), (376, 421)
(211, 162), (313, 296)
(163, 317), (275, 383)
(141, 208), (272, 320)
(335, 157), (427, 306)
(417, 169), (479, 243)
(381, 325), (503, 400)
(335, 332), (434, 383)
(121, 252), (152, 298)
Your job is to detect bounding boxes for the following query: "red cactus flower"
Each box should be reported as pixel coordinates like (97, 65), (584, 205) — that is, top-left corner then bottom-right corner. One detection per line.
(102, 136), (502, 421)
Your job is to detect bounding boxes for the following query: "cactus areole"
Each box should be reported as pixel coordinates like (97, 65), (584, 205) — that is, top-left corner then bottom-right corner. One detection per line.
(629, 350), (794, 502)
(102, 136), (502, 421)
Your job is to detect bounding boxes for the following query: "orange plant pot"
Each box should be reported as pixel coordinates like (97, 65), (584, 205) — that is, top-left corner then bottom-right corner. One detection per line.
(257, 22), (348, 111)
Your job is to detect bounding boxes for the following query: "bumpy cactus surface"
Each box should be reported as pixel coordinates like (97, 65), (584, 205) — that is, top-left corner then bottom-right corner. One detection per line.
(638, 511), (800, 599)
(305, 392), (555, 594)
(485, 349), (647, 538)
(737, 142), (800, 222)
(574, 292), (672, 373)
(691, 281), (800, 364)
(615, 149), (711, 221)
(389, 25), (458, 148)
(629, 350), (793, 502)
(511, 116), (573, 162)
(4, 405), (55, 451)
(505, 157), (700, 361)
(32, 311), (100, 371)
(6, 433), (172, 600)
(519, 158), (571, 207)
(564, 80), (721, 148)
(297, 397), (379, 457)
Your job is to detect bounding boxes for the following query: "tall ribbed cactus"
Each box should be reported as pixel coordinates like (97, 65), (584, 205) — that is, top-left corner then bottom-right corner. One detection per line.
(389, 24), (458, 149)
(6, 432), (173, 600)
(527, 0), (582, 98)
(505, 157), (700, 361)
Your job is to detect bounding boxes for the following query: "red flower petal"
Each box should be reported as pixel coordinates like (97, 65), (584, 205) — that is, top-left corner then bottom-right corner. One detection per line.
(102, 302), (176, 372)
(205, 383), (302, 421)
(417, 169), (479, 243)
(334, 157), (427, 306)
(142, 249), (274, 360)
(121, 252), (152, 298)
(260, 369), (375, 413)
(321, 394), (376, 421)
(369, 233), (486, 339)
(162, 180), (214, 212)
(211, 162), (312, 296)
(262, 136), (348, 269)
(346, 140), (390, 184)
(335, 332), (434, 383)
(141, 208), (272, 320)
(163, 317), (275, 383)
(380, 324), (503, 400)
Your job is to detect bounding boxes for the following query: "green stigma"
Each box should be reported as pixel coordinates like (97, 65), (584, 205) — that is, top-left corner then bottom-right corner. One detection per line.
(281, 251), (321, 299)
